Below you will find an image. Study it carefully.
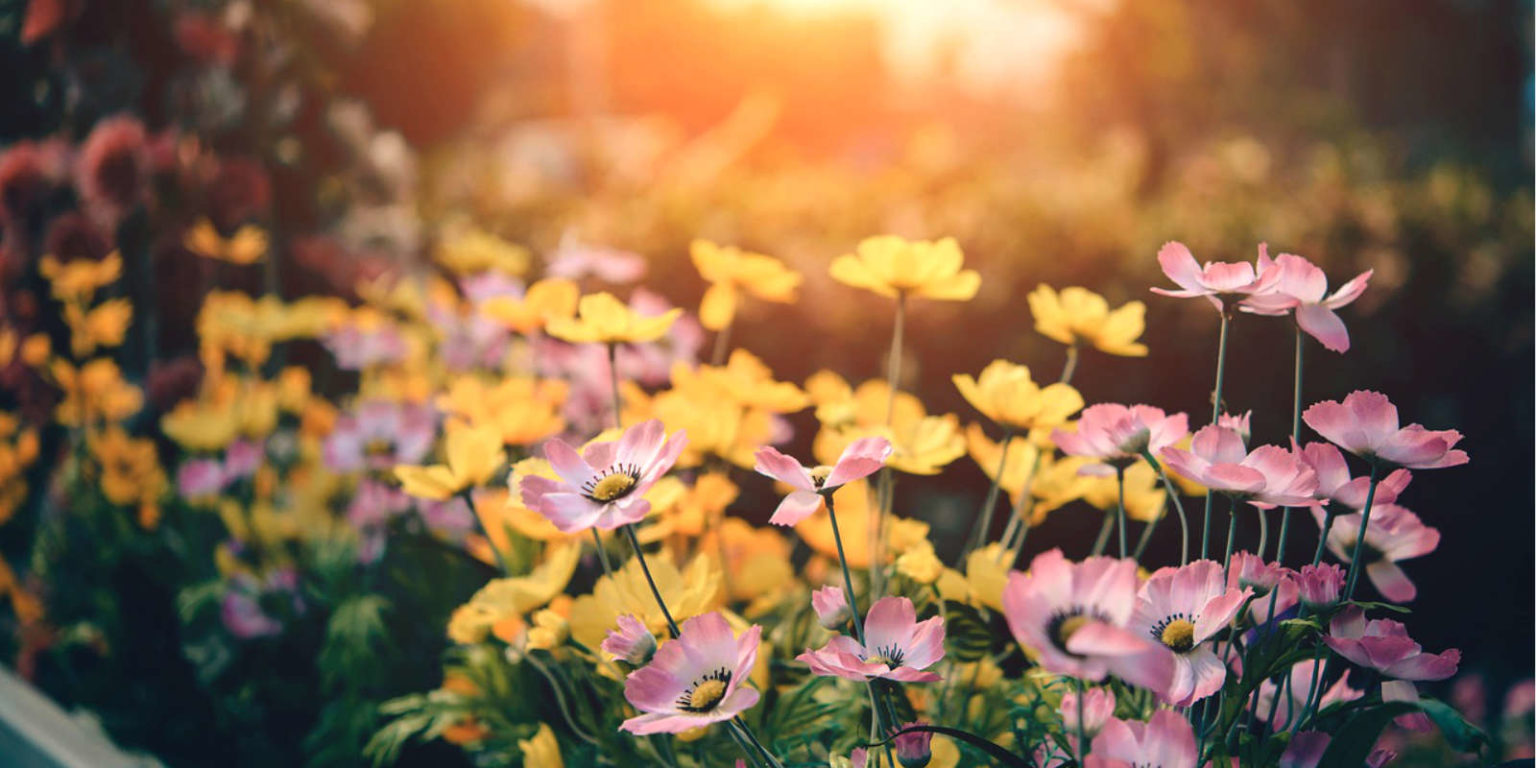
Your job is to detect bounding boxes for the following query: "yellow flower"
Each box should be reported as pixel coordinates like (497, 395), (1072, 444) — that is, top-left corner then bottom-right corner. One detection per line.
(896, 541), (943, 584)
(52, 359), (143, 426)
(435, 227), (530, 276)
(567, 551), (720, 647)
(20, 334), (50, 367)
(481, 278), (579, 334)
(526, 608), (570, 651)
(829, 235), (980, 301)
(715, 518), (793, 604)
(690, 239), (802, 331)
(1028, 285), (1148, 357)
(518, 723), (564, 768)
(671, 351), (810, 414)
(664, 471), (738, 538)
(1080, 462), (1168, 522)
(63, 298), (132, 357)
(965, 423), (1042, 505)
(39, 252), (121, 303)
(88, 427), (166, 525)
(183, 218), (268, 264)
(953, 360), (1084, 432)
(965, 544), (1011, 612)
(795, 481), (930, 569)
(807, 373), (924, 431)
(546, 292), (681, 345)
(437, 377), (567, 446)
(394, 421), (505, 500)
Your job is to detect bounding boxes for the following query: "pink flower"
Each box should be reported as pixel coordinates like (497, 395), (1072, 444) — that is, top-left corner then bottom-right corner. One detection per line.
(602, 614), (657, 666)
(322, 322), (408, 369)
(811, 586), (852, 630)
(1131, 560), (1251, 706)
(798, 596), (945, 683)
(177, 458), (226, 498)
(893, 724), (933, 766)
(1158, 425), (1318, 508)
(75, 115), (150, 227)
(1084, 710), (1199, 768)
(1001, 550), (1174, 693)
(1151, 241), (1281, 311)
(753, 437), (891, 526)
(223, 439), (263, 480)
(221, 590), (283, 639)
(621, 612), (762, 734)
(1296, 563), (1345, 610)
(324, 401), (436, 473)
(546, 235), (647, 283)
(1218, 410), (1252, 442)
(1227, 552), (1298, 624)
(1052, 404), (1188, 474)
(521, 419), (687, 533)
(1059, 687), (1117, 755)
(1241, 249), (1373, 353)
(1256, 661), (1363, 731)
(1324, 606), (1460, 681)
(1302, 391), (1468, 470)
(1297, 441), (1412, 509)
(1313, 504), (1438, 602)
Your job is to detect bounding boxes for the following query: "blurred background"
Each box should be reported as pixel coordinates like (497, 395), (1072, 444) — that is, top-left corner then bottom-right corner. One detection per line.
(0, 0), (1530, 764)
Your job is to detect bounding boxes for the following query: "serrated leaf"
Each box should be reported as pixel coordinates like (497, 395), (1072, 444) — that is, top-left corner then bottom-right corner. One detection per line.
(944, 603), (992, 663)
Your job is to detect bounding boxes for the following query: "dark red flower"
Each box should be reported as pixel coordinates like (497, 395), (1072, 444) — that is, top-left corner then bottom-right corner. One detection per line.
(74, 115), (150, 227)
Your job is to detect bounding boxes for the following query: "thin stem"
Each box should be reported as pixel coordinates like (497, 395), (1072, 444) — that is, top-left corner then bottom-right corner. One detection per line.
(710, 318), (733, 366)
(1256, 504), (1269, 561)
(590, 528), (613, 579)
(1275, 326), (1305, 564)
(871, 293), (907, 600)
(1222, 499), (1239, 577)
(1141, 450), (1190, 566)
(523, 653), (601, 746)
(1060, 343), (1080, 386)
(1341, 463), (1382, 601)
(607, 342), (623, 430)
(1115, 465), (1128, 558)
(1090, 509), (1115, 557)
(1131, 494), (1164, 562)
(459, 491), (511, 575)
(884, 294), (907, 425)
(1200, 311), (1232, 561)
(997, 450), (1046, 563)
(1074, 677), (1088, 761)
(826, 493), (867, 645)
(622, 524), (679, 637)
(962, 427), (1013, 560)
(1311, 507), (1336, 566)
(732, 717), (784, 768)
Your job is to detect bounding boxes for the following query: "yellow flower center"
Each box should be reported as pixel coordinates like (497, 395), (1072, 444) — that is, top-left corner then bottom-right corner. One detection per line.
(1159, 618), (1196, 653)
(590, 473), (637, 502)
(808, 466), (833, 487)
(687, 679), (727, 711)
(1056, 614), (1091, 646)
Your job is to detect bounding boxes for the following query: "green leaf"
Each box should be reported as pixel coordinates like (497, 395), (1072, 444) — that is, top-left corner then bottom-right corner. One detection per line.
(1347, 600), (1411, 615)
(1318, 702), (1419, 768)
(766, 677), (839, 739)
(943, 603), (992, 663)
(1417, 696), (1489, 755)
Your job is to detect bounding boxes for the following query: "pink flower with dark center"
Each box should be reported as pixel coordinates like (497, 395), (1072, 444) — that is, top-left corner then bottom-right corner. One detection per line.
(754, 436), (891, 526)
(620, 612), (762, 734)
(798, 597), (945, 683)
(1325, 606), (1460, 681)
(1241, 249), (1373, 353)
(1151, 241), (1282, 312)
(521, 419), (687, 533)
(601, 614), (657, 666)
(811, 586), (851, 630)
(1052, 404), (1188, 475)
(1131, 560), (1251, 706)
(1313, 504), (1439, 602)
(1303, 391), (1468, 470)
(1296, 563), (1345, 610)
(1158, 425), (1318, 508)
(1084, 710), (1199, 768)
(325, 401), (437, 473)
(1001, 550), (1174, 693)
(1256, 661), (1363, 731)
(1297, 441), (1412, 509)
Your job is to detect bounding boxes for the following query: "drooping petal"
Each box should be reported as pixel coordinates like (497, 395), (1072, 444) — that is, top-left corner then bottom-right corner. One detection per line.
(768, 490), (824, 526)
(1295, 303), (1351, 353)
(753, 446), (816, 491)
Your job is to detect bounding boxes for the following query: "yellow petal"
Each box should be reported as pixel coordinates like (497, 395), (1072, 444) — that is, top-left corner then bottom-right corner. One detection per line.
(699, 282), (737, 331)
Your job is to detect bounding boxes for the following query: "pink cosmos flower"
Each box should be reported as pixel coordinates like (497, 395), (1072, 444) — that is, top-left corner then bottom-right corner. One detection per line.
(1218, 410), (1252, 442)
(177, 458), (226, 498)
(1001, 550), (1174, 693)
(1325, 607), (1460, 682)
(753, 437), (892, 526)
(223, 440), (263, 480)
(811, 586), (852, 630)
(1240, 249), (1373, 353)
(521, 419), (687, 533)
(1084, 710), (1199, 768)
(1297, 441), (1412, 509)
(1052, 404), (1189, 475)
(323, 322), (409, 370)
(1131, 561), (1251, 706)
(1296, 563), (1345, 610)
(1302, 391), (1468, 470)
(1313, 504), (1439, 602)
(620, 612), (762, 734)
(1256, 661), (1363, 731)
(1151, 241), (1281, 311)
(602, 614), (657, 665)
(1228, 552), (1298, 624)
(324, 401), (436, 473)
(1158, 425), (1318, 508)
(1058, 687), (1117, 755)
(546, 234), (647, 283)
(798, 596), (945, 683)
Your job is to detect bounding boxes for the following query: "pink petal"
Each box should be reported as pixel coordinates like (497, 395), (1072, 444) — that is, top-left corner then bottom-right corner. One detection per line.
(1296, 303), (1350, 353)
(1385, 648), (1460, 682)
(544, 439), (595, 487)
(1202, 261), (1259, 293)
(753, 446), (815, 492)
(536, 492), (605, 533)
(768, 490), (824, 526)
(1366, 560), (1417, 603)
(1323, 269), (1372, 309)
(863, 596), (917, 655)
(825, 436), (892, 488)
(1342, 391), (1400, 447)
(1156, 242), (1204, 292)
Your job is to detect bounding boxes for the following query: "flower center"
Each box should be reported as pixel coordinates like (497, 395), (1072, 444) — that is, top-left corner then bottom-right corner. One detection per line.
(808, 466), (833, 488)
(865, 645), (905, 669)
(678, 669), (732, 712)
(583, 465), (642, 503)
(1159, 618), (1196, 653)
(1057, 615), (1090, 646)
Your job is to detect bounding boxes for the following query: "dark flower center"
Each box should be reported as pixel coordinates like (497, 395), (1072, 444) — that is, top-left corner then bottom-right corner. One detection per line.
(679, 668), (731, 712)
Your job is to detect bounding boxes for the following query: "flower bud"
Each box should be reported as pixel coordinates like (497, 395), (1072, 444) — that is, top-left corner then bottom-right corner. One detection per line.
(1297, 563), (1344, 610)
(1058, 687), (1116, 738)
(811, 586), (852, 630)
(894, 724), (932, 768)
(600, 614), (656, 666)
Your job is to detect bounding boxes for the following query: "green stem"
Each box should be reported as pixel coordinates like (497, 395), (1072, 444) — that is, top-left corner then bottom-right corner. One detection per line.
(710, 317), (733, 366)
(1074, 677), (1089, 760)
(1131, 494), (1164, 562)
(1060, 343), (1080, 386)
(1256, 504), (1269, 561)
(1200, 311), (1232, 561)
(1311, 507), (1336, 566)
(961, 427), (1012, 560)
(1341, 463), (1382, 601)
(825, 493), (867, 645)
(459, 491), (510, 575)
(1090, 509), (1115, 557)
(607, 342), (623, 430)
(1115, 465), (1128, 558)
(622, 524), (679, 637)
(590, 528), (613, 579)
(1141, 450), (1190, 566)
(871, 293), (907, 600)
(1275, 326), (1305, 564)
(1222, 499), (1239, 577)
